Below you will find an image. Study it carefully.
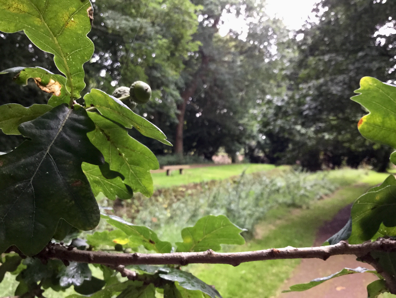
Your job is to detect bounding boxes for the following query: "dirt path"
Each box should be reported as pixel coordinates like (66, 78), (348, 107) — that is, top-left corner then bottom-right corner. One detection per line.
(279, 205), (377, 298)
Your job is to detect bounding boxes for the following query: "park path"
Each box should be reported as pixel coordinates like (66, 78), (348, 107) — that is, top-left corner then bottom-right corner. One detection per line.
(279, 205), (377, 298)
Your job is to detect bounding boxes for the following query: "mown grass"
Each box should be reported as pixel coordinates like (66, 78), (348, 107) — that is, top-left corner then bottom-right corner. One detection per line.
(151, 163), (276, 188)
(187, 170), (389, 298)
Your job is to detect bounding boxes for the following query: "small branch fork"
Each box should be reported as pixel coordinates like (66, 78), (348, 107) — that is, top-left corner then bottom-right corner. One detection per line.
(32, 238), (396, 267)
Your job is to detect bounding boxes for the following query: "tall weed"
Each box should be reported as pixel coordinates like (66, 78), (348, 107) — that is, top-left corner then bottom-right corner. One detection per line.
(132, 169), (341, 241)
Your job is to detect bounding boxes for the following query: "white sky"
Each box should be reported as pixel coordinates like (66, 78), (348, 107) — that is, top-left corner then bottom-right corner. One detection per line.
(219, 0), (319, 37)
(265, 0), (319, 30)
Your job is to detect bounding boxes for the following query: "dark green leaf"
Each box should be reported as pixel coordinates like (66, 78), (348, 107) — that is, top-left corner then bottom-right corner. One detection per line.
(0, 0), (94, 99)
(159, 268), (221, 298)
(18, 258), (63, 286)
(349, 175), (396, 244)
(66, 280), (133, 298)
(102, 214), (172, 253)
(53, 219), (80, 242)
(176, 215), (245, 252)
(129, 265), (164, 275)
(0, 103), (52, 135)
(0, 255), (22, 283)
(117, 283), (156, 298)
(164, 283), (210, 298)
(371, 251), (396, 280)
(282, 267), (378, 293)
(58, 262), (91, 287)
(367, 280), (388, 298)
(326, 218), (352, 245)
(82, 163), (132, 200)
(0, 104), (103, 255)
(87, 112), (159, 197)
(85, 89), (172, 145)
(74, 276), (106, 295)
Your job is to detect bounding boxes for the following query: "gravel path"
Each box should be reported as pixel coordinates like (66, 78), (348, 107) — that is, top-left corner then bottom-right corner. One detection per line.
(279, 205), (377, 298)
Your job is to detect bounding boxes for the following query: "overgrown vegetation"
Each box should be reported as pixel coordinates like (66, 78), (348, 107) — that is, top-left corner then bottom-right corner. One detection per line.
(131, 168), (347, 242)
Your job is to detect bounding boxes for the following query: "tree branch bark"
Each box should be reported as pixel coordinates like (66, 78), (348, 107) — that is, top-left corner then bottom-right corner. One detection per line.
(34, 238), (396, 267)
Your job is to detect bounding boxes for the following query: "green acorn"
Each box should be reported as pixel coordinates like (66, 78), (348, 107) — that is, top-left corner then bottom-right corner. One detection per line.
(114, 244), (123, 252)
(130, 81), (151, 104)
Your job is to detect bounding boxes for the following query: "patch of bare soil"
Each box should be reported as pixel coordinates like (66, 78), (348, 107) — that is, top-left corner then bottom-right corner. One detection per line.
(279, 205), (377, 298)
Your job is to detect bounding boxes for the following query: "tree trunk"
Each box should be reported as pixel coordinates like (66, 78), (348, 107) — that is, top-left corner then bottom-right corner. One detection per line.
(174, 80), (199, 156)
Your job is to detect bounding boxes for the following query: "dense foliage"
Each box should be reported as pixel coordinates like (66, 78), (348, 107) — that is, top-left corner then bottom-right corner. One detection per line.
(3, 0), (396, 297)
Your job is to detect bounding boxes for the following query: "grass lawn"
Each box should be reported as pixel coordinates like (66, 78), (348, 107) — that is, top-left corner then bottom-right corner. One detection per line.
(188, 169), (389, 298)
(152, 163), (277, 188)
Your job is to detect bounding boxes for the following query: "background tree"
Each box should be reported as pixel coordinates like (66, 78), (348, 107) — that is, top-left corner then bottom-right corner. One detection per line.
(266, 0), (396, 170)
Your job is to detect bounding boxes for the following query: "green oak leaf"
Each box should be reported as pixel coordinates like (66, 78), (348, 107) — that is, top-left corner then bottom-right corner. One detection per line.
(159, 268), (221, 298)
(86, 229), (128, 249)
(164, 283), (211, 298)
(367, 280), (388, 298)
(59, 262), (91, 287)
(85, 89), (172, 145)
(117, 283), (156, 298)
(282, 267), (379, 293)
(352, 77), (396, 149)
(66, 281), (133, 298)
(0, 104), (52, 135)
(53, 219), (80, 242)
(176, 215), (245, 252)
(82, 163), (132, 200)
(0, 67), (70, 107)
(0, 0), (94, 99)
(102, 214), (172, 253)
(87, 112), (159, 197)
(0, 104), (103, 255)
(74, 277), (106, 295)
(370, 251), (396, 281)
(0, 255), (22, 283)
(17, 258), (64, 287)
(349, 175), (396, 244)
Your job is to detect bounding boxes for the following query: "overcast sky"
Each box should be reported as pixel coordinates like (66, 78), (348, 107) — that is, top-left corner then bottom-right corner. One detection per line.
(266, 0), (319, 30)
(219, 0), (319, 37)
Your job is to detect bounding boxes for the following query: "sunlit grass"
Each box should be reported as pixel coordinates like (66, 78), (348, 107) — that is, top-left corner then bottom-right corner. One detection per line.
(188, 170), (389, 298)
(151, 163), (277, 188)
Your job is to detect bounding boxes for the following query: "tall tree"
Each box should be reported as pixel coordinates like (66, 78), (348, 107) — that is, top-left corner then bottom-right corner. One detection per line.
(175, 0), (290, 157)
(264, 0), (396, 170)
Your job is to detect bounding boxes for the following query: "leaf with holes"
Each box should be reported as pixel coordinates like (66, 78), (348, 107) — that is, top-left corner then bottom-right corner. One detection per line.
(82, 163), (132, 200)
(0, 103), (52, 135)
(283, 267), (379, 293)
(86, 112), (159, 197)
(0, 104), (103, 255)
(0, 67), (70, 107)
(85, 89), (172, 145)
(176, 215), (245, 252)
(102, 214), (172, 253)
(159, 268), (221, 298)
(0, 0), (94, 98)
